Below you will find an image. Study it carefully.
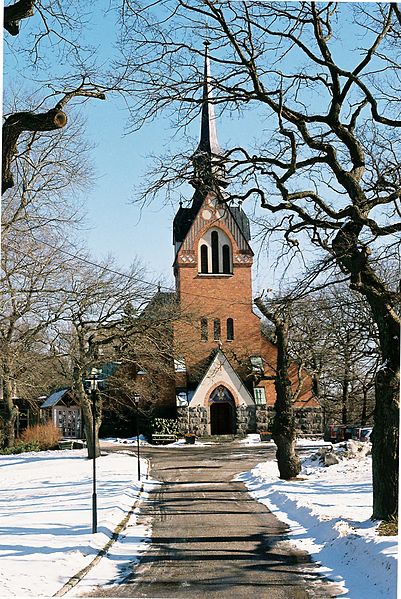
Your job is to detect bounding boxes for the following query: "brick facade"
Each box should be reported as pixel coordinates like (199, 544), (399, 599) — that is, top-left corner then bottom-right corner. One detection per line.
(171, 189), (323, 437)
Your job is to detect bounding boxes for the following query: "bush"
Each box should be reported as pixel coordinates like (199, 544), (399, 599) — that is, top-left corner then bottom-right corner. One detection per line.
(151, 418), (180, 436)
(0, 441), (41, 455)
(19, 422), (61, 450)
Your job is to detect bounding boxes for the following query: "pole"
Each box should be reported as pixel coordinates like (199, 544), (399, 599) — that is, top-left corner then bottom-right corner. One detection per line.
(136, 408), (141, 481)
(92, 386), (97, 534)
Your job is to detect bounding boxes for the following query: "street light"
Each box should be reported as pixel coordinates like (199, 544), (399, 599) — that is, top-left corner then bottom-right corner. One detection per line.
(133, 394), (141, 481)
(89, 367), (102, 534)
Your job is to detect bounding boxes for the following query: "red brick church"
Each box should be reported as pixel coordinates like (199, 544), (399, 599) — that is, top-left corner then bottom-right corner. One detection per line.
(147, 45), (322, 437)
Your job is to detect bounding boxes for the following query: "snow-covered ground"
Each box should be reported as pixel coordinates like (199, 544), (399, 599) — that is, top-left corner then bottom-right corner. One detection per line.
(0, 449), (152, 598)
(0, 438), (397, 598)
(238, 440), (398, 599)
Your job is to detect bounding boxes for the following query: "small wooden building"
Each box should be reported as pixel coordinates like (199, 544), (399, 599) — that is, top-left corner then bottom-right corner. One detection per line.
(41, 389), (82, 439)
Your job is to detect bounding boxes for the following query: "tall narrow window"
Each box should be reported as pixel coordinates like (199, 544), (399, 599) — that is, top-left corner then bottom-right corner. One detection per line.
(200, 244), (208, 273)
(201, 318), (208, 341)
(211, 231), (219, 273)
(227, 318), (234, 341)
(222, 244), (231, 274)
(214, 318), (221, 340)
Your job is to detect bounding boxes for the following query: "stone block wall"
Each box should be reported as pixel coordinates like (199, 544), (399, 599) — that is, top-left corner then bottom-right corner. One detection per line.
(177, 403), (323, 437)
(235, 405), (256, 435)
(255, 405), (273, 432)
(294, 407), (323, 434)
(178, 406), (208, 436)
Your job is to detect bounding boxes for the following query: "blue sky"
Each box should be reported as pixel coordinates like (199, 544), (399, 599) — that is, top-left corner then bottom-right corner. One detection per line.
(80, 95), (278, 292)
(4, 2), (364, 295)
(71, 3), (362, 294)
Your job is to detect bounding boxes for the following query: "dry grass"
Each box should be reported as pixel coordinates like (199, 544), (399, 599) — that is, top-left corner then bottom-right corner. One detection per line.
(19, 422), (61, 450)
(377, 518), (398, 536)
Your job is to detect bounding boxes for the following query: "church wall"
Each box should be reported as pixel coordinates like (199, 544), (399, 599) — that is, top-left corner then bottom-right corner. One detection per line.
(175, 264), (262, 373)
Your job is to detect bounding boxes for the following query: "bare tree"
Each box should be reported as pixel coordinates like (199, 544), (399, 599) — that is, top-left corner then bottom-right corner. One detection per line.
(0, 234), (69, 447)
(3, 0), (109, 193)
(55, 257), (154, 458)
(288, 281), (380, 427)
(118, 1), (400, 520)
(255, 296), (302, 479)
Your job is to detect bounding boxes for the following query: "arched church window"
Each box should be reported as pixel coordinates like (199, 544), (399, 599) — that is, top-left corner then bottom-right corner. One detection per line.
(200, 244), (208, 273)
(214, 318), (221, 340)
(198, 228), (233, 275)
(222, 244), (231, 274)
(211, 231), (219, 273)
(201, 318), (208, 341)
(227, 318), (234, 341)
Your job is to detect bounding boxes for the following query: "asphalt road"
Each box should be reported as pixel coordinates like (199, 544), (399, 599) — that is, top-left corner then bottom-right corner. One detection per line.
(88, 443), (341, 598)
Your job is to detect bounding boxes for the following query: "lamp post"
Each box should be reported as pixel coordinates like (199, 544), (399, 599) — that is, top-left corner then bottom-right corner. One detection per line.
(89, 367), (101, 534)
(134, 394), (141, 481)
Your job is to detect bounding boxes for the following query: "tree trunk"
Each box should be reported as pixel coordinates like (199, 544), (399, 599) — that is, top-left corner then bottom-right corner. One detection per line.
(72, 368), (101, 459)
(81, 394), (101, 459)
(360, 387), (369, 426)
(341, 374), (349, 425)
(272, 317), (301, 479)
(372, 352), (399, 519)
(333, 223), (399, 520)
(255, 297), (302, 480)
(0, 362), (18, 448)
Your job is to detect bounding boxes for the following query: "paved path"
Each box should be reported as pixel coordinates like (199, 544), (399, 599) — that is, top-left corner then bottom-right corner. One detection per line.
(90, 443), (341, 598)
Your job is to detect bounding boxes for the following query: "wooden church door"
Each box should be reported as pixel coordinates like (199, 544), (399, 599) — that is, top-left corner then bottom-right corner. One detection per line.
(209, 386), (235, 435)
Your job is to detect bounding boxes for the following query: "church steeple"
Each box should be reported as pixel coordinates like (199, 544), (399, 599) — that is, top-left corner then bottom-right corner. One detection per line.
(191, 42), (228, 190)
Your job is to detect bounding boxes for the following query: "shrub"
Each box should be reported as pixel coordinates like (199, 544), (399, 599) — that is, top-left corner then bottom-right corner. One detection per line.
(151, 418), (180, 436)
(19, 422), (61, 450)
(0, 441), (41, 455)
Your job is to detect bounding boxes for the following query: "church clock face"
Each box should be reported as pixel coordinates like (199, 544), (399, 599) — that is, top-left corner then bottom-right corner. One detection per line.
(202, 209), (212, 220)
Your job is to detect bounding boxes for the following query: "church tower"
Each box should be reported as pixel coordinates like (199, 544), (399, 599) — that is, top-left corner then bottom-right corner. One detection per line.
(172, 43), (264, 435)
(173, 43), (264, 371)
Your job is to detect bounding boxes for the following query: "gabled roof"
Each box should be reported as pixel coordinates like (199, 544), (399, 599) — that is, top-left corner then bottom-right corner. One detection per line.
(173, 196), (251, 246)
(189, 350), (255, 407)
(41, 388), (70, 408)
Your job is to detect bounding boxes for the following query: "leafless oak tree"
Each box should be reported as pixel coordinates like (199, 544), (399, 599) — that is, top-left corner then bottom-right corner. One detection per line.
(118, 1), (400, 519)
(54, 257), (154, 459)
(3, 1), (108, 193)
(255, 295), (301, 479)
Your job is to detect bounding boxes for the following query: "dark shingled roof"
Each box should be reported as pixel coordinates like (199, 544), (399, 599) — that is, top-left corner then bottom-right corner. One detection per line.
(173, 192), (251, 245)
(230, 206), (251, 241)
(142, 291), (178, 316)
(173, 190), (204, 244)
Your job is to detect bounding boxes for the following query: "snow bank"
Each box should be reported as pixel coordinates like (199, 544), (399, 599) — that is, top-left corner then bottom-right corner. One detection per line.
(0, 449), (151, 597)
(238, 443), (398, 599)
(101, 435), (150, 446)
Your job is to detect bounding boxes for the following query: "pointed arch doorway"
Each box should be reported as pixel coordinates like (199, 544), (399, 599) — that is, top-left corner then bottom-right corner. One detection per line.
(209, 386), (236, 435)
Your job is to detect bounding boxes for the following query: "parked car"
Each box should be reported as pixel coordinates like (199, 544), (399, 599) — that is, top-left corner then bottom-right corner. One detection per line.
(324, 424), (346, 443)
(352, 427), (373, 442)
(324, 424), (369, 443)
